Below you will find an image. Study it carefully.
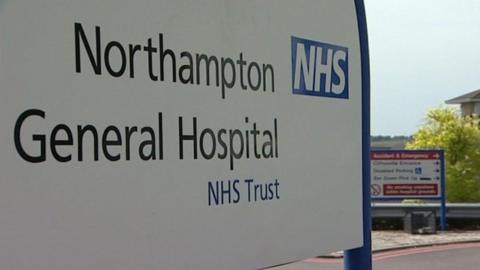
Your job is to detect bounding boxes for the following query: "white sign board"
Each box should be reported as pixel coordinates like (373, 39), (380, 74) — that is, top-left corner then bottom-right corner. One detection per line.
(371, 151), (443, 199)
(0, 1), (365, 269)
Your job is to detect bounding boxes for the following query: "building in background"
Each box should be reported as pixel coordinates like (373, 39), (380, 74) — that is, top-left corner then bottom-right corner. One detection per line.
(445, 89), (480, 116)
(371, 136), (411, 150)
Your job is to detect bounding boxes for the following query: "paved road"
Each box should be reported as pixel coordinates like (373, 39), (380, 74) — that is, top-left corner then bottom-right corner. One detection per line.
(269, 242), (480, 270)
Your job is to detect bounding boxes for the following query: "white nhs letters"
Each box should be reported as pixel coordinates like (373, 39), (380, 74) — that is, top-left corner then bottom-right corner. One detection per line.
(293, 37), (348, 97)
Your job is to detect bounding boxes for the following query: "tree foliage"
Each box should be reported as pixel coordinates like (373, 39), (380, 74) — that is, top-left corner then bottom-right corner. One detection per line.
(406, 108), (480, 202)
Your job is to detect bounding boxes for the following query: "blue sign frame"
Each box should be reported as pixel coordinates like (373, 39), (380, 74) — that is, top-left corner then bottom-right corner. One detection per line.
(344, 1), (372, 270)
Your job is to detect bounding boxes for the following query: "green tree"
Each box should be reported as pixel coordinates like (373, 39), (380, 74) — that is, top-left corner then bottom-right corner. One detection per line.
(406, 108), (480, 202)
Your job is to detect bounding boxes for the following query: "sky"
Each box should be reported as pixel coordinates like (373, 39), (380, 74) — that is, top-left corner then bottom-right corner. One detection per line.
(365, 0), (480, 135)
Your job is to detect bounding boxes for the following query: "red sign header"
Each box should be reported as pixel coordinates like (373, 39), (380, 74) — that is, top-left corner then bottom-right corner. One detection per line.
(371, 151), (441, 160)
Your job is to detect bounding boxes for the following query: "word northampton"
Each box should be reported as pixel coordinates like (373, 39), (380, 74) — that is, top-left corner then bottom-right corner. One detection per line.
(74, 22), (276, 99)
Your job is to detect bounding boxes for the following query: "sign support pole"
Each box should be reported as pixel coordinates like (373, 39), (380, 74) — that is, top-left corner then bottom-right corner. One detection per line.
(344, 1), (372, 269)
(440, 151), (447, 231)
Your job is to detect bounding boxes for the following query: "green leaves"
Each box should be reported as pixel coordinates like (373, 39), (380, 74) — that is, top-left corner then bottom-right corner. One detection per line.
(406, 108), (480, 202)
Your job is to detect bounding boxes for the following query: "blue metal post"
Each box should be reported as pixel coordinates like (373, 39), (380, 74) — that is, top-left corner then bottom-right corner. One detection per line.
(344, 0), (372, 269)
(440, 150), (447, 231)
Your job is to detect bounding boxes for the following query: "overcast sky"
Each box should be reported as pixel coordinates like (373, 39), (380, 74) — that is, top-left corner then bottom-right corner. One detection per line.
(365, 0), (480, 135)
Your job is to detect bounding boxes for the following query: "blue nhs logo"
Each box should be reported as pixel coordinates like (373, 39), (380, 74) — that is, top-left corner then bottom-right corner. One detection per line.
(291, 36), (348, 99)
